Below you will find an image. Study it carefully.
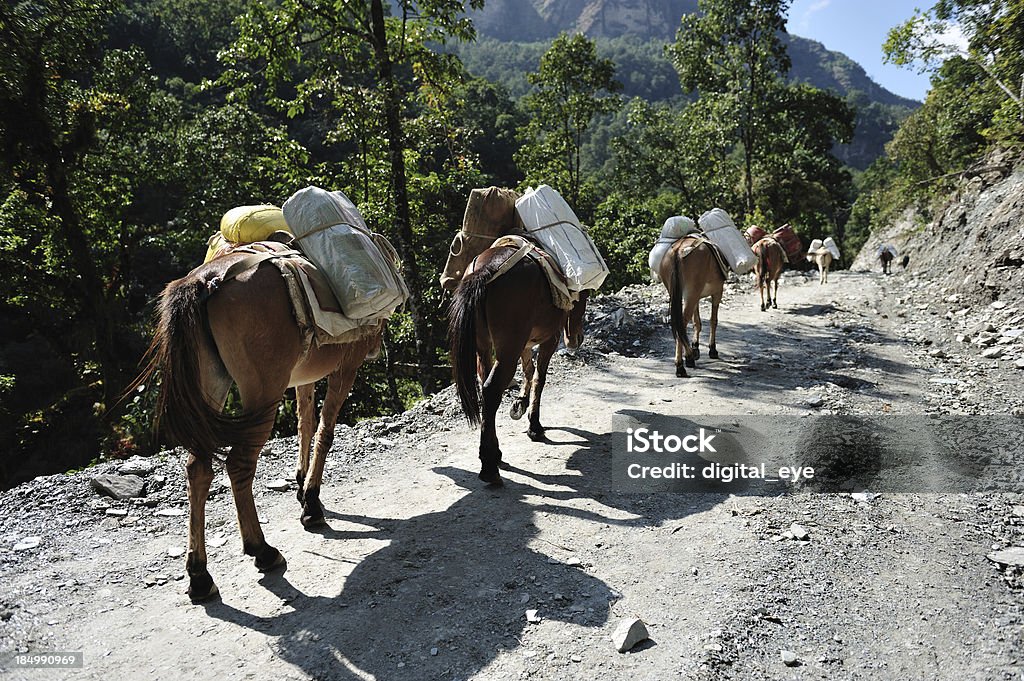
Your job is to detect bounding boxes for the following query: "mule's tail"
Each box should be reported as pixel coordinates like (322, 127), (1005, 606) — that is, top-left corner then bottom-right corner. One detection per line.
(448, 268), (489, 426)
(136, 273), (270, 463)
(758, 244), (771, 285)
(668, 249), (684, 342)
(448, 252), (518, 425)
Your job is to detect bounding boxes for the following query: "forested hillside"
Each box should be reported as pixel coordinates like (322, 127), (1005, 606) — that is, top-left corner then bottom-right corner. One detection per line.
(0, 0), (1019, 489)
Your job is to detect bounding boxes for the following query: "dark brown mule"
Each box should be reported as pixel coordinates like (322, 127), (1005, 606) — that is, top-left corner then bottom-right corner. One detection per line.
(658, 237), (725, 378)
(449, 246), (589, 485)
(880, 248), (894, 274)
(137, 251), (382, 602)
(752, 237), (786, 311)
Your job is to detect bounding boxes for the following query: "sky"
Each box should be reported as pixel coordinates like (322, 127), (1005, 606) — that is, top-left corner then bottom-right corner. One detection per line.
(786, 0), (935, 102)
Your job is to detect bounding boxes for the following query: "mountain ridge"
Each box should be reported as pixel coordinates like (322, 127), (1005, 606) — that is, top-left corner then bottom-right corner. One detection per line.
(455, 0), (919, 169)
(465, 0), (919, 109)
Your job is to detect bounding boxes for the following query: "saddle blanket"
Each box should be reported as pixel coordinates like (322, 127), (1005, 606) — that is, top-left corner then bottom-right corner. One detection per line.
(465, 235), (577, 311)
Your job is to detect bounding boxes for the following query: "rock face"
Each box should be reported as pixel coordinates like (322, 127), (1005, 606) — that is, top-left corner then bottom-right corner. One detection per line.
(468, 0), (698, 41)
(536, 0), (698, 40)
(852, 152), (1024, 313)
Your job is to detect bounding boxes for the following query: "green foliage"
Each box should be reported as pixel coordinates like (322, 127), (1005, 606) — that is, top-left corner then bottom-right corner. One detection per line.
(589, 195), (658, 291)
(884, 0), (1023, 140)
(609, 97), (738, 214)
(455, 78), (526, 187)
(670, 0), (793, 214)
(840, 1), (1024, 253)
(653, 0), (854, 233)
(845, 156), (902, 255)
(754, 83), (855, 231)
(516, 33), (622, 212)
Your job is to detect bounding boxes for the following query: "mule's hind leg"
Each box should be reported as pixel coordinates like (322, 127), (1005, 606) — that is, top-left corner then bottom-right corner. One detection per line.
(294, 383), (315, 502)
(672, 310), (695, 377)
(674, 331), (687, 378)
(226, 417), (286, 573)
(510, 347), (535, 421)
(708, 294), (721, 359)
(479, 357), (519, 485)
(299, 365), (359, 528)
(692, 306), (702, 360)
(772, 276), (779, 309)
(186, 454), (217, 602)
(682, 297), (699, 369)
(526, 336), (558, 441)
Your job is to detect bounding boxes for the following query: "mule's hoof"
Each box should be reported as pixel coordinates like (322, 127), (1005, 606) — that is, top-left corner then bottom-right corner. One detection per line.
(255, 546), (286, 573)
(510, 400), (527, 420)
(685, 357), (696, 368)
(187, 573), (219, 603)
(301, 510), (327, 529)
(675, 365), (688, 378)
(527, 427), (546, 442)
(708, 348), (719, 359)
(478, 469), (503, 486)
(498, 461), (512, 471)
(760, 305), (766, 312)
(693, 346), (701, 360)
(772, 302), (778, 309)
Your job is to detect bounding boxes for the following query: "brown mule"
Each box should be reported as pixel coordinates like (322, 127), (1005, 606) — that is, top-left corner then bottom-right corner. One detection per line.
(448, 246), (589, 485)
(880, 248), (894, 274)
(137, 251), (383, 602)
(658, 237), (725, 378)
(752, 237), (786, 311)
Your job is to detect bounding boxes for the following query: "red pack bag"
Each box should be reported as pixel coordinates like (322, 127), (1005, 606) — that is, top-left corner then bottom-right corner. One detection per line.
(744, 226), (766, 245)
(772, 224), (803, 261)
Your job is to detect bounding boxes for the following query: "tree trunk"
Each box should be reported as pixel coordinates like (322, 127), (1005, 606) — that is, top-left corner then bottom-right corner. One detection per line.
(369, 0), (435, 394)
(46, 158), (125, 411)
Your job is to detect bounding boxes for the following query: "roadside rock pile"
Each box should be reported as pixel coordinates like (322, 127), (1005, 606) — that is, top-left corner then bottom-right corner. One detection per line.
(584, 283), (665, 357)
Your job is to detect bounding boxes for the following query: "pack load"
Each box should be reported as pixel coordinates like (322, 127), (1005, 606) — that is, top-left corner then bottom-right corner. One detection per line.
(744, 225), (766, 245)
(772, 224), (803, 262)
(440, 187), (521, 291)
(877, 243), (899, 257)
(204, 205), (292, 263)
(283, 186), (409, 320)
(649, 216), (699, 280)
(823, 237), (841, 259)
(515, 185), (609, 291)
(808, 238), (824, 254)
(696, 208), (756, 274)
(204, 234), (231, 263)
(222, 205), (290, 243)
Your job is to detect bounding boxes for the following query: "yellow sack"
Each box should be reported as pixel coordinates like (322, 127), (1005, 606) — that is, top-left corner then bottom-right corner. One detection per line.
(220, 205), (290, 244)
(203, 233), (231, 263)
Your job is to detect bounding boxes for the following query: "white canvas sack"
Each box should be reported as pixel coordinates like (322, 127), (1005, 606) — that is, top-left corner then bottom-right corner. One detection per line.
(283, 186), (409, 320)
(515, 185), (609, 291)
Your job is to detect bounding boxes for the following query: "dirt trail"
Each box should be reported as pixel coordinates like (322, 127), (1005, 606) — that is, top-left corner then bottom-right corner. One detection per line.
(2, 268), (1023, 681)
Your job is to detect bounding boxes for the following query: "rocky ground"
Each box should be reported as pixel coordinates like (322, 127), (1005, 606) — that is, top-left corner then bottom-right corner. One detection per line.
(2, 262), (1024, 681)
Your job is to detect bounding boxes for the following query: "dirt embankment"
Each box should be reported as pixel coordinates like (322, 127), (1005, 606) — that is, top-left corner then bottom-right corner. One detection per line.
(853, 151), (1024, 311)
